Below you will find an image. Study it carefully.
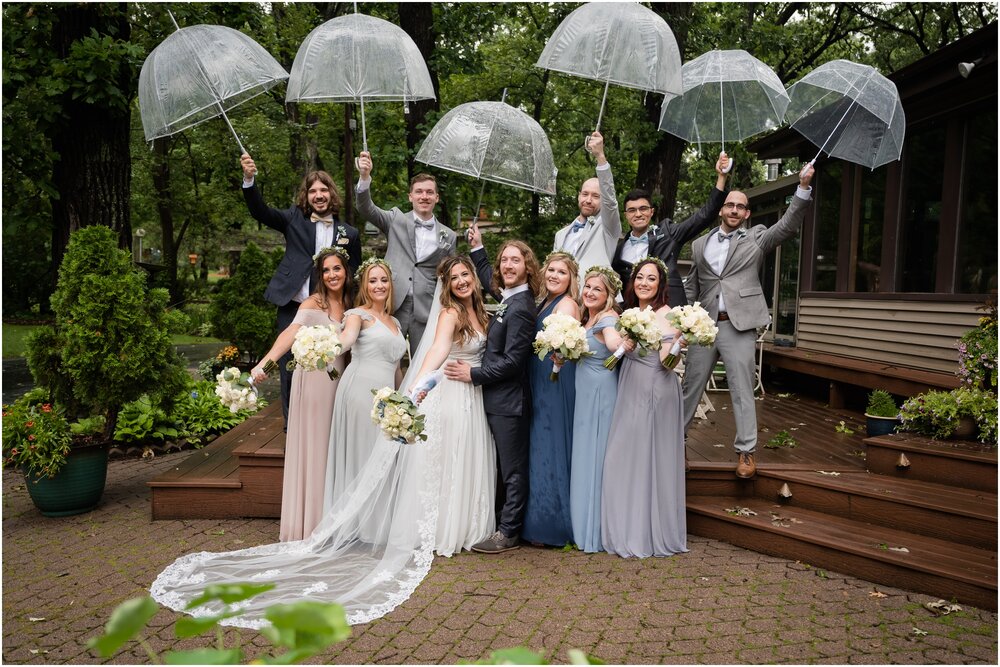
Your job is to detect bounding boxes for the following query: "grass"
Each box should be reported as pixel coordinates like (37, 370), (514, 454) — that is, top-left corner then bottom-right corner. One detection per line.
(3, 323), (222, 359)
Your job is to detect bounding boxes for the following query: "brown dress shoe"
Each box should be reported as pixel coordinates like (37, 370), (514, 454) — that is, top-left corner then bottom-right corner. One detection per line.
(736, 452), (756, 478)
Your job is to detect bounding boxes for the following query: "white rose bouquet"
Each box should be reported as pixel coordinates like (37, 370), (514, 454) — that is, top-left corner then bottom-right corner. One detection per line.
(214, 367), (262, 414)
(533, 312), (591, 381)
(370, 387), (427, 445)
(663, 302), (718, 369)
(290, 325), (343, 380)
(604, 306), (663, 370)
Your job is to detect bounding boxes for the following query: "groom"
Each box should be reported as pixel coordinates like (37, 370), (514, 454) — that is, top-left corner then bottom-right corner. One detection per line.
(445, 230), (538, 553)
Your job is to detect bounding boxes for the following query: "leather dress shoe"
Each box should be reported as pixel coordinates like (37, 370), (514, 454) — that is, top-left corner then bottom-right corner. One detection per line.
(471, 530), (520, 554)
(736, 452), (756, 478)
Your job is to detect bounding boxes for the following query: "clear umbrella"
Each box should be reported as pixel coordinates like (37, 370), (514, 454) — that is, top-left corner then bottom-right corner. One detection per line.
(138, 14), (288, 154)
(535, 2), (682, 138)
(285, 12), (435, 153)
(785, 59), (905, 169)
(658, 49), (789, 164)
(415, 92), (557, 226)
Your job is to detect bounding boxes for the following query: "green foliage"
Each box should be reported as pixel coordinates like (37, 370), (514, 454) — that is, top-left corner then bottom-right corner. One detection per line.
(25, 325), (80, 416)
(835, 420), (855, 435)
(87, 583), (351, 665)
(866, 389), (899, 418)
(173, 381), (253, 444)
(27, 226), (183, 437)
(163, 308), (193, 336)
(209, 243), (277, 363)
(900, 387), (998, 444)
(764, 429), (798, 449)
(2, 397), (72, 478)
(468, 647), (604, 665)
(114, 394), (178, 443)
(957, 303), (998, 392)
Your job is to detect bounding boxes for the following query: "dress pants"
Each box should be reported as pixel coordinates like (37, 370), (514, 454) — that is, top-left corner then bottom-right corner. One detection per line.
(486, 413), (530, 538)
(681, 319), (758, 453)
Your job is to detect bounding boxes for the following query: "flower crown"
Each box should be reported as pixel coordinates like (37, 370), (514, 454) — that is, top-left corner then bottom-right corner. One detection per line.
(630, 256), (669, 280)
(313, 246), (350, 262)
(543, 250), (578, 267)
(584, 265), (623, 295)
(354, 256), (391, 282)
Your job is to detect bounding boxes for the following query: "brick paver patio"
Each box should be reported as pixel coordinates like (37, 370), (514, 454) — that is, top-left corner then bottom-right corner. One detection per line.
(3, 450), (997, 664)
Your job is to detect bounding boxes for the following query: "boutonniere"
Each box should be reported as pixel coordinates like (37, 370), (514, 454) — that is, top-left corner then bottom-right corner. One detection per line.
(736, 228), (748, 239)
(437, 230), (450, 247)
(648, 224), (660, 236)
(336, 233), (349, 246)
(494, 302), (508, 322)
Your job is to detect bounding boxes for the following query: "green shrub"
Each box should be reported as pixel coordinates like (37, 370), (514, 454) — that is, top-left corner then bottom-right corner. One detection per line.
(957, 303), (998, 392)
(2, 397), (72, 477)
(173, 381), (250, 443)
(162, 308), (192, 335)
(113, 394), (179, 443)
(209, 242), (277, 363)
(865, 389), (898, 417)
(899, 387), (998, 443)
(25, 226), (183, 438)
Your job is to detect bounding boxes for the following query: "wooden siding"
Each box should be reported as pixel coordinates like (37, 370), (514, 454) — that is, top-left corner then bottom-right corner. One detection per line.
(795, 297), (982, 374)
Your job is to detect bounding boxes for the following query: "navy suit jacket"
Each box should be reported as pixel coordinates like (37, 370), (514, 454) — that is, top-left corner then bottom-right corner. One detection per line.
(243, 184), (362, 307)
(469, 247), (535, 418)
(612, 186), (726, 307)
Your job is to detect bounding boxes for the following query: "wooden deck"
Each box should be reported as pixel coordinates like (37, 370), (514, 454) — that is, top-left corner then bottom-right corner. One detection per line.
(148, 389), (997, 609)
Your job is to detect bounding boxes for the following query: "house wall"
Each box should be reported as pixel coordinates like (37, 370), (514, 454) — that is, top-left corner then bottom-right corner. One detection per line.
(795, 296), (982, 374)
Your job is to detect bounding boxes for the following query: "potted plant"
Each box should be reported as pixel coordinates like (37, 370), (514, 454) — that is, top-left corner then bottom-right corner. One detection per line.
(864, 389), (900, 437)
(899, 387), (998, 444)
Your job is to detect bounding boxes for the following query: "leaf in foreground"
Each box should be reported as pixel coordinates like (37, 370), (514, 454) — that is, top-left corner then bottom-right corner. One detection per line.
(164, 647), (243, 664)
(87, 596), (159, 657)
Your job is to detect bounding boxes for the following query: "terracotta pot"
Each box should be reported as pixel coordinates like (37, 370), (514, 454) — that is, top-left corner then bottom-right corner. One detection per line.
(950, 415), (978, 440)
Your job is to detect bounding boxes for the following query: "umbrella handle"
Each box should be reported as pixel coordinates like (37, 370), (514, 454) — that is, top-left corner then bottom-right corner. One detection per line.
(721, 151), (734, 174)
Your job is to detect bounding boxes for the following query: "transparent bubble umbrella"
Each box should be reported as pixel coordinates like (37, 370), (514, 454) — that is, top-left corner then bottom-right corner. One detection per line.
(138, 13), (288, 154)
(658, 49), (789, 168)
(285, 12), (435, 153)
(415, 93), (557, 226)
(785, 59), (905, 169)
(535, 2), (682, 135)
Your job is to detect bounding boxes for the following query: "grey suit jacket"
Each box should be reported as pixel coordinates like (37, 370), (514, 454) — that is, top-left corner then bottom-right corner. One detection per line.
(685, 194), (812, 332)
(355, 185), (457, 324)
(553, 165), (621, 280)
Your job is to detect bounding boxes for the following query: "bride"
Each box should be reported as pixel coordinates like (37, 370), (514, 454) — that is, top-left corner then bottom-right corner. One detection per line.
(151, 255), (496, 627)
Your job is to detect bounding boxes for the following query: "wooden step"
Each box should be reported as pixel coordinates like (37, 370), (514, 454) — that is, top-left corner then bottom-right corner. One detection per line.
(687, 496), (997, 611)
(865, 433), (998, 493)
(752, 470), (997, 550)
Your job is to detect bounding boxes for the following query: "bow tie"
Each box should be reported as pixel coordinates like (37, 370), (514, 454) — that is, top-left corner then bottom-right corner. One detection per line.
(311, 213), (335, 226)
(627, 233), (648, 246)
(571, 216), (593, 233)
(413, 216), (435, 230)
(717, 231), (736, 242)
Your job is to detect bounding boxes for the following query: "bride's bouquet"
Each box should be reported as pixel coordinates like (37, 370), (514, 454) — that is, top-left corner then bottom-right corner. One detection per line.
(604, 307), (663, 370)
(533, 312), (590, 381)
(371, 387), (428, 445)
(663, 301), (718, 369)
(214, 367), (261, 414)
(290, 324), (343, 380)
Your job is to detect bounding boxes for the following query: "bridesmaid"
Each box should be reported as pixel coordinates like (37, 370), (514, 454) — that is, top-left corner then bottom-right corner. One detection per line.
(324, 258), (407, 509)
(569, 266), (625, 553)
(522, 251), (580, 547)
(251, 248), (353, 541)
(601, 257), (688, 558)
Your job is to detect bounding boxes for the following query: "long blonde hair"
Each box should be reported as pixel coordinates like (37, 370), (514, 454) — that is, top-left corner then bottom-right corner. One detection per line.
(437, 256), (489, 343)
(581, 268), (621, 326)
(540, 251), (580, 304)
(356, 260), (394, 315)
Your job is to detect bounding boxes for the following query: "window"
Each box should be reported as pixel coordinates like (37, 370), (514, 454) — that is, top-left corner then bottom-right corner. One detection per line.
(956, 109), (998, 294)
(852, 167), (887, 292)
(813, 162), (842, 291)
(899, 120), (946, 292)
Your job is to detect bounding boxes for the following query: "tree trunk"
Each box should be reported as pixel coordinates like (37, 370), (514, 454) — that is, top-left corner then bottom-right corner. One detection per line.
(49, 3), (133, 282)
(151, 138), (181, 302)
(634, 2), (693, 220)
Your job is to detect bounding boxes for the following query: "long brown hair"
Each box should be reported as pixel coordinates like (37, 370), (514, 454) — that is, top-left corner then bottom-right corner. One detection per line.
(540, 252), (580, 304)
(491, 240), (542, 297)
(437, 256), (489, 343)
(356, 260), (394, 315)
(295, 171), (343, 217)
(312, 249), (354, 310)
(623, 258), (670, 311)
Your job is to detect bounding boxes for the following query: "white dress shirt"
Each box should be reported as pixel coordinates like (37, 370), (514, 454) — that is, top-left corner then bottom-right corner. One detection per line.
(500, 283), (531, 302)
(620, 232), (649, 265)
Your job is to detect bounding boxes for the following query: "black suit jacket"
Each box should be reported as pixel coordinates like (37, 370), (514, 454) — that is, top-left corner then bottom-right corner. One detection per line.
(469, 247), (535, 418)
(243, 185), (363, 307)
(612, 186), (727, 307)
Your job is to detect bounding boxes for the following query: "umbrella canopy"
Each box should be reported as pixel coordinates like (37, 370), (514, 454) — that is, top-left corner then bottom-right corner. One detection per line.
(415, 100), (557, 196)
(785, 59), (905, 169)
(285, 13), (435, 103)
(658, 49), (789, 150)
(138, 24), (288, 147)
(535, 1), (682, 132)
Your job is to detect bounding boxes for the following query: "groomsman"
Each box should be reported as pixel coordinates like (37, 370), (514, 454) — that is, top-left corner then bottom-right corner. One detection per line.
(681, 163), (815, 479)
(240, 153), (362, 424)
(552, 132), (620, 282)
(356, 151), (457, 352)
(611, 152), (731, 306)
(446, 227), (538, 554)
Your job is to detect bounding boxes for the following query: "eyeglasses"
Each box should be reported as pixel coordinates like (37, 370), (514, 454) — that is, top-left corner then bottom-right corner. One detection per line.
(722, 202), (748, 212)
(624, 205), (653, 215)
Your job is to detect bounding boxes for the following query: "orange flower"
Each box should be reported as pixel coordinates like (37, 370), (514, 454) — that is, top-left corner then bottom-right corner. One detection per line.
(41, 404), (52, 413)
(25, 421), (34, 428)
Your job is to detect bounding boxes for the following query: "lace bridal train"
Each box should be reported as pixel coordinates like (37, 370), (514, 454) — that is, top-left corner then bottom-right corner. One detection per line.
(151, 284), (495, 628)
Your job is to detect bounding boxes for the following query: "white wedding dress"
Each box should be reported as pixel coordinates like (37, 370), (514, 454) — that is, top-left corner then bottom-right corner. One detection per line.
(151, 284), (496, 628)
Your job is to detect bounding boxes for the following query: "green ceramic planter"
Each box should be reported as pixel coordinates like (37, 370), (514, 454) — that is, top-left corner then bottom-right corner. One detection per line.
(24, 445), (109, 517)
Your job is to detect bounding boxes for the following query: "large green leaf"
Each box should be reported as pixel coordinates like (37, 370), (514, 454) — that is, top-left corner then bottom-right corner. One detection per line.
(86, 596), (158, 657)
(260, 601), (351, 652)
(185, 582), (276, 609)
(163, 648), (243, 665)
